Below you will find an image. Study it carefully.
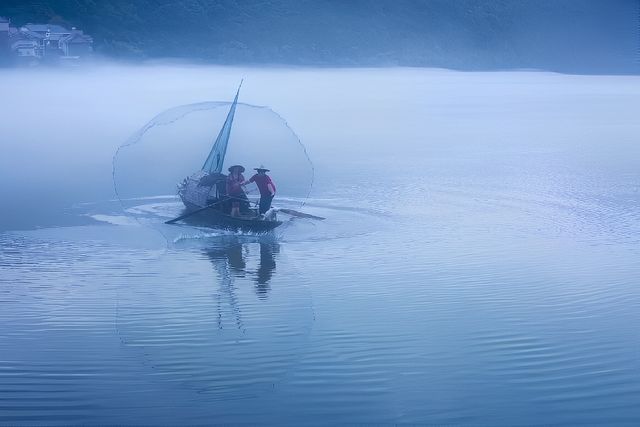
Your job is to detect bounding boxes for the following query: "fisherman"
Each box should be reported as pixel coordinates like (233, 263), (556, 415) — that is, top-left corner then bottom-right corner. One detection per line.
(226, 165), (247, 217)
(245, 165), (276, 215)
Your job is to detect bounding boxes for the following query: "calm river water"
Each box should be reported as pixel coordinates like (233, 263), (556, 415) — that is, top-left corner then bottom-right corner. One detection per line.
(1, 67), (639, 424)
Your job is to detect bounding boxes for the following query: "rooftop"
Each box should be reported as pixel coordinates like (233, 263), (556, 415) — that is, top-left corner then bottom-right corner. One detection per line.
(23, 24), (71, 34)
(66, 32), (93, 43)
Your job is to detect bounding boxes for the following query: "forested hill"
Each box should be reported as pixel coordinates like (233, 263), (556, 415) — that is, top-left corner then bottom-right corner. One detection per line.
(2, 0), (638, 73)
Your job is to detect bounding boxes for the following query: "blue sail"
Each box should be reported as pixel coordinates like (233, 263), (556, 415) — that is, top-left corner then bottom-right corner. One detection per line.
(202, 81), (242, 173)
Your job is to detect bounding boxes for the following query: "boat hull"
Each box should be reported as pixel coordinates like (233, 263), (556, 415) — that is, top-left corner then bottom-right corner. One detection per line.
(181, 200), (282, 233)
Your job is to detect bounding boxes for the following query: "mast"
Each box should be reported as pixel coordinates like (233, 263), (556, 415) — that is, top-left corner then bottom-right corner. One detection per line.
(202, 80), (243, 173)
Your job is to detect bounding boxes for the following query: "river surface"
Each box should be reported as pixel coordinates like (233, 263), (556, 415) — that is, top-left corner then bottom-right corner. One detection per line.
(1, 66), (639, 424)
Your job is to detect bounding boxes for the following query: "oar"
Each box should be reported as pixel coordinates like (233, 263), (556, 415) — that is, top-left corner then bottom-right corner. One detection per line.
(165, 200), (224, 224)
(277, 208), (325, 220)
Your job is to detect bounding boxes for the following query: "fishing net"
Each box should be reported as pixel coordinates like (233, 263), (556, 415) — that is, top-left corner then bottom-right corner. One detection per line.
(113, 99), (314, 223)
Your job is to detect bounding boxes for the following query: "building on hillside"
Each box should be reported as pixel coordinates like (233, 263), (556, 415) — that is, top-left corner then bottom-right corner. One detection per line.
(0, 17), (10, 64)
(12, 38), (39, 58)
(7, 21), (93, 64)
(63, 29), (93, 57)
(0, 16), (8, 40)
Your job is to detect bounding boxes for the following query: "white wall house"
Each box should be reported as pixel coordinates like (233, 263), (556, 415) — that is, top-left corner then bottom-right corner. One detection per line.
(0, 17), (9, 58)
(12, 39), (39, 57)
(7, 22), (93, 62)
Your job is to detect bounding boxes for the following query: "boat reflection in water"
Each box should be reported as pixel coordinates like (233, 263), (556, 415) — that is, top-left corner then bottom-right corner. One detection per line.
(255, 242), (278, 296)
(204, 237), (280, 324)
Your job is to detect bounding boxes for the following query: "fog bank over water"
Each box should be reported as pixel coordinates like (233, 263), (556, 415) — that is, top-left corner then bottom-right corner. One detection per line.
(1, 64), (639, 230)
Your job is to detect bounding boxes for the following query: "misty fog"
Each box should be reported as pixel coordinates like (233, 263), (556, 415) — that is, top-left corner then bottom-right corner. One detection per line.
(1, 63), (638, 230)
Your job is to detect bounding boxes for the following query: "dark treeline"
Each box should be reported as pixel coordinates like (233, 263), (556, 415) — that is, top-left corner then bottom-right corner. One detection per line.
(1, 0), (638, 73)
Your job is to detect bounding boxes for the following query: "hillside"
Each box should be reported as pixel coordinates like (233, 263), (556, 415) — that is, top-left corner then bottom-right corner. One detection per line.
(1, 0), (638, 73)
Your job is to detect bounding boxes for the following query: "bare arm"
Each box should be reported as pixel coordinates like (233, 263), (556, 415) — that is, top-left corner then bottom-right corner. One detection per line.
(242, 175), (256, 186)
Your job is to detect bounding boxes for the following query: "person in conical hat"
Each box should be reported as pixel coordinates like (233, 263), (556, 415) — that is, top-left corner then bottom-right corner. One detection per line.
(228, 164), (245, 173)
(245, 165), (276, 214)
(226, 165), (247, 217)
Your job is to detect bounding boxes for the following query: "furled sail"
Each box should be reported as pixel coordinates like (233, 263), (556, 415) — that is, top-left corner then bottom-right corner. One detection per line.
(202, 81), (242, 173)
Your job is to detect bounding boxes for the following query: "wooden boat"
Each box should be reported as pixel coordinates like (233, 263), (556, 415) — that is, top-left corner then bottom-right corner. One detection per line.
(179, 202), (282, 232)
(174, 83), (283, 232)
